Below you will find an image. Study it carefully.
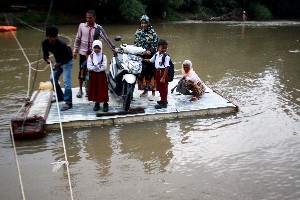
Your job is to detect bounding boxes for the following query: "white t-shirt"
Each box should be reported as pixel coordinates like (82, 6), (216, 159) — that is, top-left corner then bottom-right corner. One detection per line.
(150, 52), (170, 69)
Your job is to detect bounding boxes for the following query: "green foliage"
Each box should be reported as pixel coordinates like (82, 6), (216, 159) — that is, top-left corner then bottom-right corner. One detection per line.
(14, 10), (73, 25)
(180, 0), (203, 13)
(167, 0), (185, 9)
(250, 2), (272, 20)
(19, 11), (46, 23)
(214, 0), (238, 14)
(165, 8), (184, 21)
(6, 0), (299, 23)
(119, 0), (146, 21)
(197, 6), (214, 19)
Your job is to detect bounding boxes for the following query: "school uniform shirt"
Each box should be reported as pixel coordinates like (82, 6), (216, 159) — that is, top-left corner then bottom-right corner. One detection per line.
(87, 52), (107, 72)
(87, 51), (109, 103)
(150, 52), (170, 69)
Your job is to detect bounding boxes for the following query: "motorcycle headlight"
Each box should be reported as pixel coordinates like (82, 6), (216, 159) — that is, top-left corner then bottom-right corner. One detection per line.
(132, 62), (142, 74)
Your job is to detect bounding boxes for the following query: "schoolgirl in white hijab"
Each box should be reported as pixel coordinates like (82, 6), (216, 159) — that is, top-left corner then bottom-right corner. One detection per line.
(87, 40), (107, 72)
(86, 40), (109, 112)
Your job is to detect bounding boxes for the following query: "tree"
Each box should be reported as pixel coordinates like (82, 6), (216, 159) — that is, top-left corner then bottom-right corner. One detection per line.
(119, 0), (146, 21)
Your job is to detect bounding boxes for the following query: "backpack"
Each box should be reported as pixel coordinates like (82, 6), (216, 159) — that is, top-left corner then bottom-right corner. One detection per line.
(93, 25), (101, 40)
(155, 53), (175, 82)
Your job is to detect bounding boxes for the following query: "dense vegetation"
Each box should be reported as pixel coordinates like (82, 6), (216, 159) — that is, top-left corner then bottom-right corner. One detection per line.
(1, 0), (300, 24)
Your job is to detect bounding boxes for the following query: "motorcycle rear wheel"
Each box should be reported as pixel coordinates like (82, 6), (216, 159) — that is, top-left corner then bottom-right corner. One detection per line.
(123, 83), (133, 111)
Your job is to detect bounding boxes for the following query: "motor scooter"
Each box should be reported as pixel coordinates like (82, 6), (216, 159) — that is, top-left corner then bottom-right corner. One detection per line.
(107, 36), (146, 111)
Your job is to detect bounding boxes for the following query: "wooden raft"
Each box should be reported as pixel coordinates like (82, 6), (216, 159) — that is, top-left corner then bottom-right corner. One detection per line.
(11, 90), (53, 140)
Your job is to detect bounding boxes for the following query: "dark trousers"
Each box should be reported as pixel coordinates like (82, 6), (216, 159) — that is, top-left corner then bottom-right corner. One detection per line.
(155, 69), (169, 103)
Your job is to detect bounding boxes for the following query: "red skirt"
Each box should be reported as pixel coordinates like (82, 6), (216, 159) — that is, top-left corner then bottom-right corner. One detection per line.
(88, 71), (109, 103)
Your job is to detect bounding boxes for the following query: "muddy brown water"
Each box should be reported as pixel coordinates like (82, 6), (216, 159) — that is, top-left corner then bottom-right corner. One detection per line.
(0, 21), (300, 200)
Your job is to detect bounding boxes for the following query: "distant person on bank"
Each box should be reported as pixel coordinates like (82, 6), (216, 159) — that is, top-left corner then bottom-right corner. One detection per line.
(242, 11), (247, 21)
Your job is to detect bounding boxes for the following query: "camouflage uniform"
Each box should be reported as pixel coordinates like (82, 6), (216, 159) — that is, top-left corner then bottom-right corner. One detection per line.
(134, 15), (158, 53)
(134, 15), (158, 91)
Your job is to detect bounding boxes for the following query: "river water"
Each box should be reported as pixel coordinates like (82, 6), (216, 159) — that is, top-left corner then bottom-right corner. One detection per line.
(0, 21), (299, 200)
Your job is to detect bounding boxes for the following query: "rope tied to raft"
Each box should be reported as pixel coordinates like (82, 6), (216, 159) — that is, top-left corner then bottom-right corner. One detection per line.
(49, 61), (74, 200)
(6, 0), (74, 199)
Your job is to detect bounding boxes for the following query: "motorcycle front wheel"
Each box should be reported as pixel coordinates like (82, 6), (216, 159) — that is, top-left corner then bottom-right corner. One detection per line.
(123, 83), (134, 111)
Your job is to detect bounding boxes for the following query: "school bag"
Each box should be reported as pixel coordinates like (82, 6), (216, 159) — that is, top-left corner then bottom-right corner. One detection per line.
(93, 25), (101, 40)
(154, 53), (175, 82)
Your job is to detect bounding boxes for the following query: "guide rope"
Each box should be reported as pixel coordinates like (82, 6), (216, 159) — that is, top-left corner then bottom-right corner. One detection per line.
(9, 124), (26, 200)
(5, 0), (75, 199)
(3, 11), (30, 200)
(49, 61), (74, 200)
(9, 13), (73, 46)
(3, 12), (32, 99)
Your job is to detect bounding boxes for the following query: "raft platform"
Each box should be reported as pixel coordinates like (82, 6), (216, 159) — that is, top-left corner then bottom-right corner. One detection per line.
(11, 80), (238, 138)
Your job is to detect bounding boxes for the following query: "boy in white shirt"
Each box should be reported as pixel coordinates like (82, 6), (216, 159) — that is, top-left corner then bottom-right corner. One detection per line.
(144, 39), (170, 109)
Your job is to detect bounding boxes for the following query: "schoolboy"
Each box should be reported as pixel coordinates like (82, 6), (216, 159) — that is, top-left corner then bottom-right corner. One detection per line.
(42, 25), (74, 111)
(144, 39), (170, 109)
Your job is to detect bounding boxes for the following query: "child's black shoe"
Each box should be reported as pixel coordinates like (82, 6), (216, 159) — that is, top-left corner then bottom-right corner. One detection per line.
(93, 102), (100, 111)
(157, 100), (168, 105)
(103, 102), (109, 112)
(155, 103), (167, 109)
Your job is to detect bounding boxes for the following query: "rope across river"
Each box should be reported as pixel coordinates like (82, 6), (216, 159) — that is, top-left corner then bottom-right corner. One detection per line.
(5, 1), (75, 199)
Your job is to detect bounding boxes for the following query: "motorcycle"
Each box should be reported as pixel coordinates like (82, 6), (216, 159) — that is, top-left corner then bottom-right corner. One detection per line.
(107, 36), (146, 111)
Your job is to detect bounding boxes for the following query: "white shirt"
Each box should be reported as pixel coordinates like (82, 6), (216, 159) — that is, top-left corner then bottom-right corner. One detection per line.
(150, 52), (170, 69)
(87, 52), (107, 72)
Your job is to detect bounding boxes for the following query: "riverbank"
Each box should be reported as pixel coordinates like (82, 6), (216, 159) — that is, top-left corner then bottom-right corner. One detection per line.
(1, 7), (246, 26)
(1, 10), (83, 26)
(1, 6), (299, 27)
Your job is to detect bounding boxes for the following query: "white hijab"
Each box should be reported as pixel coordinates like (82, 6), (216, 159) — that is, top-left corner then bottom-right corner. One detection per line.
(91, 40), (103, 65)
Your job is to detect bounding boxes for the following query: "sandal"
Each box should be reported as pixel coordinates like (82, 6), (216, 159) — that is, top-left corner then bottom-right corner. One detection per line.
(61, 104), (72, 111)
(76, 91), (83, 98)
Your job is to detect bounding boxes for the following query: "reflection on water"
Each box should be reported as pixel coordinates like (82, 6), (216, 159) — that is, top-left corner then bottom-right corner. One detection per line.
(118, 122), (173, 173)
(0, 21), (300, 200)
(84, 128), (113, 180)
